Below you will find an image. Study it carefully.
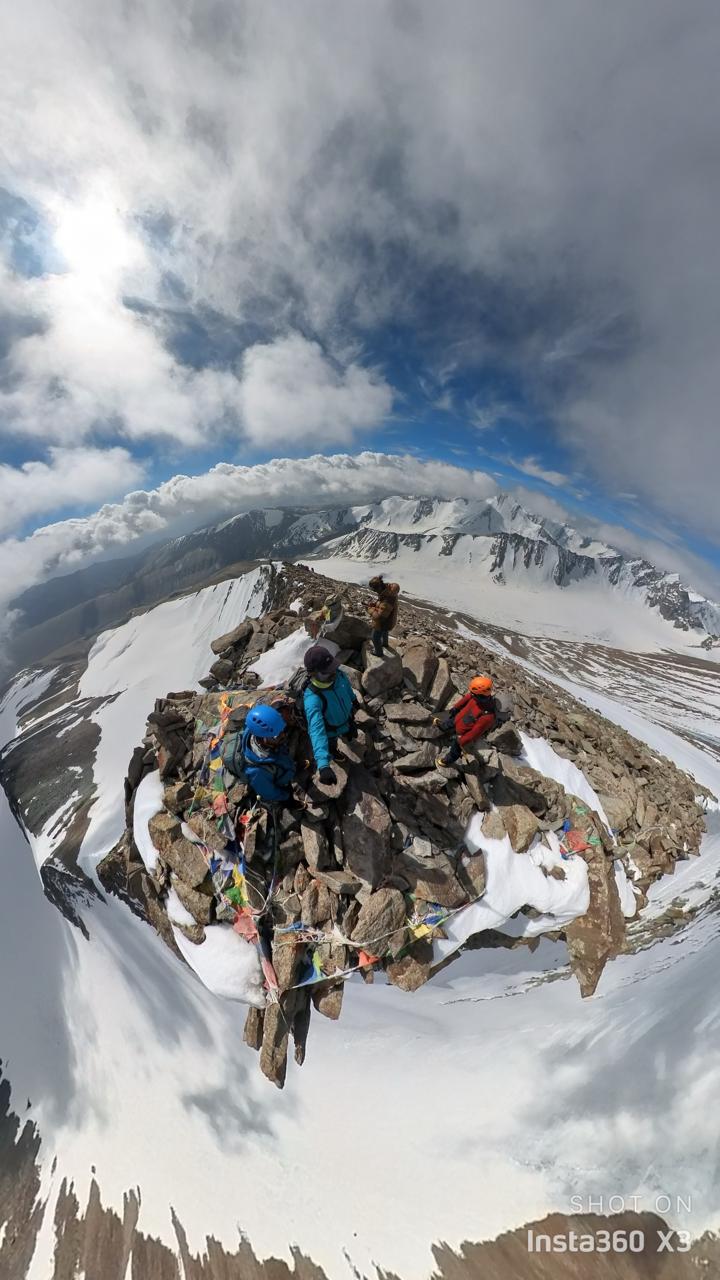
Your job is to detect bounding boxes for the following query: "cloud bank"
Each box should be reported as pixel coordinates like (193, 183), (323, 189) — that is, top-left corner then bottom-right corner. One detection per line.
(0, 453), (496, 611)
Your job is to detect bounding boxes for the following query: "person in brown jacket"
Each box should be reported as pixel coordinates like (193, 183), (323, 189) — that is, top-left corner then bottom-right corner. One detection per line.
(365, 575), (400, 656)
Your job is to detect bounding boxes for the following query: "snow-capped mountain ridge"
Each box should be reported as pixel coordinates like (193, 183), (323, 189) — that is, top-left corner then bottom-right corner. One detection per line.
(9, 492), (719, 670)
(301, 496), (720, 641)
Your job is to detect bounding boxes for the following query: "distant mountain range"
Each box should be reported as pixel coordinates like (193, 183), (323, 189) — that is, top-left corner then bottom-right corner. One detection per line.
(8, 493), (720, 667)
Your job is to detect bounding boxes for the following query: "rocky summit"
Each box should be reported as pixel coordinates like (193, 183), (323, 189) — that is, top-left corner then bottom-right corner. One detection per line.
(98, 564), (707, 1088)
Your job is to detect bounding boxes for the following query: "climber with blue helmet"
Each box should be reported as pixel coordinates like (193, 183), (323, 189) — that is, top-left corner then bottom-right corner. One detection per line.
(240, 703), (296, 804)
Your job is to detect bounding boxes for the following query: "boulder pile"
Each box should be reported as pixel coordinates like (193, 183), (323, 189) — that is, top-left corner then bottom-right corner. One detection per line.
(99, 563), (709, 1086)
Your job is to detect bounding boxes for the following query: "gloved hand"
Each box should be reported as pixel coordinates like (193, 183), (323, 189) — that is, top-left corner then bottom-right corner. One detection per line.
(318, 766), (336, 785)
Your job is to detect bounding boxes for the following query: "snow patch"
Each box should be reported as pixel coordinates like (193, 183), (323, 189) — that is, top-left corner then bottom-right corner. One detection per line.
(614, 860), (639, 917)
(520, 731), (612, 833)
(132, 771), (165, 873)
(172, 923), (266, 1007)
(249, 628), (339, 688)
(77, 568), (271, 874)
(165, 886), (197, 929)
(27, 792), (81, 872)
(434, 824), (590, 962)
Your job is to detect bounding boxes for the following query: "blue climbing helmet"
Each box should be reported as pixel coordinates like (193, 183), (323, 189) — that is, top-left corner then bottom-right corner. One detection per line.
(246, 704), (287, 740)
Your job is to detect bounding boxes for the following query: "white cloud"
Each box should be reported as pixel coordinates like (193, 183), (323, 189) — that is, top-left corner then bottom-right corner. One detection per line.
(0, 446), (145, 535)
(238, 335), (393, 445)
(0, 238), (244, 447)
(512, 457), (570, 488)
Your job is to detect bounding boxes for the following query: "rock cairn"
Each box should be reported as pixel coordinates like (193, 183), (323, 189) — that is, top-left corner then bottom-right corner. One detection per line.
(99, 563), (708, 1086)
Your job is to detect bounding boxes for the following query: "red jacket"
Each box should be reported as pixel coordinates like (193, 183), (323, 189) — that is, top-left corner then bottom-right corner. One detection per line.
(450, 692), (497, 748)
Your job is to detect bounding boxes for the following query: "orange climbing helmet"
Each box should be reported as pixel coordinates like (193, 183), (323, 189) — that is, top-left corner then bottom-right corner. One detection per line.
(469, 675), (493, 696)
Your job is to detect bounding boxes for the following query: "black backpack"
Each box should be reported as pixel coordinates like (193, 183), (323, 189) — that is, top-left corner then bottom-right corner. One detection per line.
(286, 667), (328, 723)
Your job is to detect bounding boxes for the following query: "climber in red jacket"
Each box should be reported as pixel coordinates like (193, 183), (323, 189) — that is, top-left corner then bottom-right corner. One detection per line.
(435, 675), (498, 768)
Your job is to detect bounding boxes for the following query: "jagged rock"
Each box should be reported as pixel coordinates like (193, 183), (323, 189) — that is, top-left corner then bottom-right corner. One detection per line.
(337, 734), (366, 767)
(309, 762), (349, 801)
(401, 640), (438, 694)
(291, 995), (312, 1065)
(597, 788), (637, 832)
(384, 702), (432, 724)
(211, 619), (253, 655)
(389, 783), (466, 845)
(148, 811), (183, 852)
(361, 653), (404, 698)
(404, 722), (442, 741)
(335, 660), (362, 694)
(303, 798), (330, 823)
(314, 938), (347, 975)
(457, 851), (486, 898)
(313, 868), (363, 896)
(148, 813), (210, 887)
(327, 614), (371, 650)
(259, 1003), (290, 1088)
(395, 769), (448, 795)
(386, 938), (434, 991)
(209, 658), (234, 683)
(300, 880), (335, 927)
(125, 745), (150, 803)
(243, 810), (268, 863)
(394, 845), (466, 908)
(274, 891), (301, 926)
(171, 875), (213, 925)
(565, 845), (626, 997)
(485, 722), (524, 756)
(393, 743), (438, 772)
(279, 831), (305, 873)
(184, 811), (229, 854)
(463, 772), (491, 811)
(300, 823), (329, 872)
(294, 863), (311, 896)
(341, 767), (392, 888)
(498, 804), (540, 852)
(456, 791), (476, 829)
(243, 1006), (264, 1051)
(312, 984), (344, 1020)
(351, 888), (407, 957)
(272, 935), (305, 992)
(385, 721), (420, 753)
(429, 658), (454, 709)
(163, 780), (194, 814)
(176, 921), (206, 944)
(243, 631), (272, 662)
(481, 810), (507, 841)
(490, 771), (546, 815)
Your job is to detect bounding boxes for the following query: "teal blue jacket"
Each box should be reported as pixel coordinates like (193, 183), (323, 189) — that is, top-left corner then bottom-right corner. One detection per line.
(303, 671), (356, 770)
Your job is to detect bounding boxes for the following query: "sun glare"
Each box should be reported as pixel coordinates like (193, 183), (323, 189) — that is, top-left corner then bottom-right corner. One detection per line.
(53, 193), (142, 283)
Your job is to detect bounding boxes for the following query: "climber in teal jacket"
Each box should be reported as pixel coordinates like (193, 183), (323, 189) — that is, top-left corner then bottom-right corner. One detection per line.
(302, 644), (356, 784)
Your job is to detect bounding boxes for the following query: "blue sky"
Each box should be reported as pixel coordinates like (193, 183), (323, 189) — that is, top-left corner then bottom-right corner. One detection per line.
(1, 0), (719, 608)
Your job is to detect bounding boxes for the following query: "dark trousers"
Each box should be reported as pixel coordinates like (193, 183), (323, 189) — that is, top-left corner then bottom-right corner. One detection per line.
(372, 626), (390, 657)
(441, 738), (462, 765)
